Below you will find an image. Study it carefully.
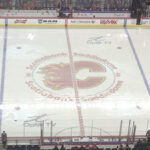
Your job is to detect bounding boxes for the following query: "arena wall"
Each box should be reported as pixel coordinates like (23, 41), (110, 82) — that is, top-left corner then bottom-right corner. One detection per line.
(0, 18), (150, 28)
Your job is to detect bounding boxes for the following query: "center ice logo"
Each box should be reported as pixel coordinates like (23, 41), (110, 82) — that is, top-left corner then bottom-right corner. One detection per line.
(25, 53), (123, 101)
(38, 61), (106, 90)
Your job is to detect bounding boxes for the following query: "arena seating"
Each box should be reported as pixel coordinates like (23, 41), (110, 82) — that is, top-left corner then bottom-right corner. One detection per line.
(0, 0), (133, 11)
(7, 145), (40, 150)
(1, 0), (150, 17)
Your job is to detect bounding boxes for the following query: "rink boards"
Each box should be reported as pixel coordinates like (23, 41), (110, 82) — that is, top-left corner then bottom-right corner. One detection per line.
(0, 18), (150, 28)
(0, 19), (150, 137)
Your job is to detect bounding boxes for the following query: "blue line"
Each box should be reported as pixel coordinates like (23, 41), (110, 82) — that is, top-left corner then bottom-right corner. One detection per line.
(0, 19), (8, 134)
(124, 19), (127, 28)
(124, 27), (150, 96)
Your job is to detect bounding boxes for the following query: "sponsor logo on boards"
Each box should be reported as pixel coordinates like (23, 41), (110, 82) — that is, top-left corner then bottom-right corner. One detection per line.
(38, 19), (58, 24)
(100, 19), (117, 25)
(14, 19), (27, 24)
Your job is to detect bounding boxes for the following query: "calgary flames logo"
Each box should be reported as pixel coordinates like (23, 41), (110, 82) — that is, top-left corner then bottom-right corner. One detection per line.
(26, 53), (122, 101)
(38, 61), (106, 90)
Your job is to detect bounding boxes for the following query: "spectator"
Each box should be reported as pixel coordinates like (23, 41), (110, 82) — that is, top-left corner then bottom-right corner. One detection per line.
(80, 145), (85, 150)
(53, 144), (59, 150)
(91, 144), (99, 150)
(125, 144), (131, 150)
(85, 145), (90, 150)
(146, 129), (150, 144)
(118, 144), (124, 150)
(134, 139), (142, 149)
(60, 144), (66, 150)
(1, 131), (7, 148)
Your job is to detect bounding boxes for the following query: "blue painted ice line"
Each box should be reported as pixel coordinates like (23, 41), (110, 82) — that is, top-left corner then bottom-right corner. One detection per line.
(0, 19), (8, 134)
(124, 27), (150, 96)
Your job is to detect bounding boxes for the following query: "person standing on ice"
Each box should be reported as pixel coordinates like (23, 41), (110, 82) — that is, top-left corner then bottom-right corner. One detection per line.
(136, 0), (142, 25)
(1, 131), (7, 148)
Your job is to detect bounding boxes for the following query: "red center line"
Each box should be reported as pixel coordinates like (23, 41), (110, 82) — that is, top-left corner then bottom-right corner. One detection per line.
(65, 20), (85, 137)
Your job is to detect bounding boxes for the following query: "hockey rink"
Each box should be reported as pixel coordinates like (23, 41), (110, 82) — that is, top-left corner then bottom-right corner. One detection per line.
(0, 26), (150, 137)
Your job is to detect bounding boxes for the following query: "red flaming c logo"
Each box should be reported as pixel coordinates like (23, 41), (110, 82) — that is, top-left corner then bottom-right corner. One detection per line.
(38, 61), (106, 90)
